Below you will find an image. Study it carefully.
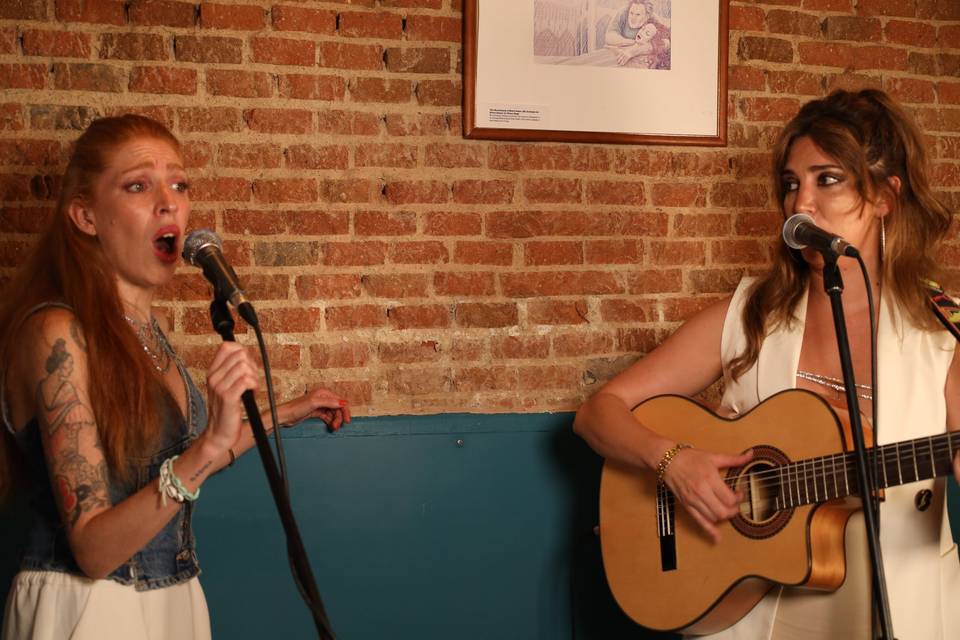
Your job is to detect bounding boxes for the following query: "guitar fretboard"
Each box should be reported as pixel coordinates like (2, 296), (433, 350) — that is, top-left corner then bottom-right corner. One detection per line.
(772, 430), (960, 510)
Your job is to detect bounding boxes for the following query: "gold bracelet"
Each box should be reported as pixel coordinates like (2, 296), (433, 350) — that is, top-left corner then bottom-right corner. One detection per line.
(656, 443), (692, 485)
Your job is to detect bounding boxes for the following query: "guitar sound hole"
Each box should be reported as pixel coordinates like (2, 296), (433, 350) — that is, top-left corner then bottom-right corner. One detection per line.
(727, 445), (794, 539)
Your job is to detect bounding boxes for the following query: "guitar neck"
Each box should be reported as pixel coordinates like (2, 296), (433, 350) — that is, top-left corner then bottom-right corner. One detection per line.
(774, 430), (960, 510)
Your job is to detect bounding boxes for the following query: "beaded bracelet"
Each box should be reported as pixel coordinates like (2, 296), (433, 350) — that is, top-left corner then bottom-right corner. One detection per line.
(158, 455), (200, 506)
(655, 443), (692, 485)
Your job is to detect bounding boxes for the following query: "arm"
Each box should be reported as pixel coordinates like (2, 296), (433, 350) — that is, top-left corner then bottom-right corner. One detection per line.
(18, 309), (256, 579)
(945, 344), (960, 484)
(573, 296), (750, 540)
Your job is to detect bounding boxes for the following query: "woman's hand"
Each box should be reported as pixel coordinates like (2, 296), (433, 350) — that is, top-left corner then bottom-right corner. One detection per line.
(278, 387), (351, 432)
(661, 447), (752, 543)
(205, 342), (260, 453)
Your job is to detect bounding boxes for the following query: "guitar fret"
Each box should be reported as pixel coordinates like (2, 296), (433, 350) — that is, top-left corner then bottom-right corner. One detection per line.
(881, 445), (888, 489)
(812, 457), (819, 502)
(777, 466), (784, 511)
(794, 462), (801, 506)
(928, 436), (936, 476)
(912, 440), (919, 482)
(843, 455), (850, 496)
(896, 442), (903, 485)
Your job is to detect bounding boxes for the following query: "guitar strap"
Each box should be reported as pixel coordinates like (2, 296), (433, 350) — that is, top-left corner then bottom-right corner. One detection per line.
(926, 280), (960, 342)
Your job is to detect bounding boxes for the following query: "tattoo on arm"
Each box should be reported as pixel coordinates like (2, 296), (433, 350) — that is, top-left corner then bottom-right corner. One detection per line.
(53, 419), (110, 528)
(189, 460), (213, 482)
(69, 320), (87, 352)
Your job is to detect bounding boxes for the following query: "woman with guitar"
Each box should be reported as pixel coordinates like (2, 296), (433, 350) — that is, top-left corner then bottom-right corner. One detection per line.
(574, 89), (960, 638)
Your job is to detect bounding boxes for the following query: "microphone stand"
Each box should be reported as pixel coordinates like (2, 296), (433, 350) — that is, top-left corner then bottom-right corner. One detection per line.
(208, 298), (336, 640)
(821, 256), (895, 640)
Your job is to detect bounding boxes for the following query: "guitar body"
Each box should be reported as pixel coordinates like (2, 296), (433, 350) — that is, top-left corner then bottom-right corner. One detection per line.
(599, 390), (861, 635)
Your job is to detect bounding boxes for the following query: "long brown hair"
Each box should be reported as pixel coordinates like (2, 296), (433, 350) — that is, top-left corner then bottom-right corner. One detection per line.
(729, 89), (952, 379)
(0, 114), (183, 498)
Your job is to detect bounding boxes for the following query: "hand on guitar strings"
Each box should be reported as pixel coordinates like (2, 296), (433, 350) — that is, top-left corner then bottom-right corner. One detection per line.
(661, 446), (753, 543)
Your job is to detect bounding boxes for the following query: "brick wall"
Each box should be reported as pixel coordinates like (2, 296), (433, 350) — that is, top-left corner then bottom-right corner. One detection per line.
(0, 0), (958, 416)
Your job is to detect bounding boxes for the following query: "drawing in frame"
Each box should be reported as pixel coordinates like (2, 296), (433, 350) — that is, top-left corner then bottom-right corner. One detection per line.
(463, 0), (729, 146)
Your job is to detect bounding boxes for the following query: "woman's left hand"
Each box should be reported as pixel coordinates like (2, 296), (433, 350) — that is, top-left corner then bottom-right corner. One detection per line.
(278, 387), (351, 432)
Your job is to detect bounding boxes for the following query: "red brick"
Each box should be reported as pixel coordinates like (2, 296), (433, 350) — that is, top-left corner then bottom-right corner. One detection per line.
(295, 274), (362, 300)
(883, 20), (937, 47)
(767, 70), (823, 96)
(251, 36), (316, 66)
(279, 74), (347, 101)
(649, 241), (706, 266)
(803, 0), (852, 9)
(553, 331), (614, 357)
(524, 178), (582, 204)
(452, 367), (517, 393)
(253, 179), (317, 203)
(129, 0), (195, 27)
(340, 11), (404, 39)
(852, 46), (910, 71)
(284, 144), (349, 170)
(424, 212), (481, 236)
(207, 70), (272, 98)
(711, 183), (769, 208)
(489, 144), (574, 171)
(857, 0), (915, 17)
(0, 29), (15, 55)
(0, 240), (33, 267)
(768, 10), (822, 37)
(383, 180), (448, 204)
(387, 304), (450, 329)
(454, 241), (512, 266)
(661, 297), (721, 323)
(940, 83), (960, 106)
(455, 303), (518, 328)
(355, 210), (417, 236)
(433, 272), (495, 296)
(689, 269), (745, 295)
(1, 0), (46, 19)
(424, 143), (483, 168)
(317, 42), (384, 70)
(387, 367), (451, 396)
(322, 241), (387, 266)
(585, 239), (641, 265)
(23, 30), (92, 58)
(416, 79), (461, 106)
(406, 15), (461, 42)
(381, 0), (442, 8)
(0, 140), (61, 166)
(326, 304), (387, 330)
(251, 308), (321, 334)
(224, 209), (348, 236)
(389, 241), (449, 264)
(174, 36), (242, 63)
(355, 143), (418, 168)
(55, 0), (125, 25)
(272, 5), (336, 34)
(711, 239), (768, 265)
(452, 179), (514, 204)
(0, 206), (51, 232)
(737, 37), (794, 64)
(217, 143), (282, 169)
(379, 341), (441, 364)
(0, 64), (46, 90)
(797, 41), (849, 68)
(200, 3), (266, 30)
(177, 107), (242, 132)
(184, 142), (215, 169)
(317, 109), (380, 135)
(884, 77), (936, 104)
(941, 25), (960, 49)
(309, 342), (370, 369)
(586, 180), (644, 205)
(384, 113), (449, 136)
(385, 47), (450, 73)
(321, 178), (375, 203)
(517, 365), (581, 391)
(351, 77), (413, 103)
(528, 300), (588, 325)
(188, 177), (250, 202)
(674, 213), (733, 237)
(730, 5), (765, 31)
(739, 96), (801, 122)
(735, 212), (780, 236)
(729, 65), (766, 91)
(600, 299), (655, 323)
(253, 241), (319, 267)
(524, 240), (582, 266)
(617, 328), (659, 353)
(500, 272), (622, 297)
(129, 67), (196, 94)
(624, 269), (684, 294)
(651, 184), (707, 207)
(52, 63), (123, 92)
(917, 0), (960, 20)
(492, 336), (550, 360)
(0, 104), (25, 131)
(244, 109), (312, 134)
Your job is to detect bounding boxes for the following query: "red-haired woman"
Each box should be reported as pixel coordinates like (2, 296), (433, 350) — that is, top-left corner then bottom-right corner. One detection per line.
(575, 90), (960, 638)
(0, 115), (350, 639)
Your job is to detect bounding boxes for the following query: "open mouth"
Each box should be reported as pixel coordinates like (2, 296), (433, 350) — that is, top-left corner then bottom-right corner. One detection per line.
(152, 226), (180, 261)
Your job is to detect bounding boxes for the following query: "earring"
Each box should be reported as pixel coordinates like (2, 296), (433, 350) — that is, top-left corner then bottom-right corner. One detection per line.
(880, 217), (886, 260)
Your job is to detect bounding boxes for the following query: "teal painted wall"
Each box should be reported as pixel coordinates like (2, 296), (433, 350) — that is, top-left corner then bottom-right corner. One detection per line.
(3, 412), (959, 638)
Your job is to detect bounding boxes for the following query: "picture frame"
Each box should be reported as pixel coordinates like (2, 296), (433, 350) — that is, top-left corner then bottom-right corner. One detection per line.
(463, 0), (729, 146)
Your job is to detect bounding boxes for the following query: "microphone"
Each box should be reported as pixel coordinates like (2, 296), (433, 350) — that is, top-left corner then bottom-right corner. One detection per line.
(182, 229), (259, 326)
(781, 213), (859, 258)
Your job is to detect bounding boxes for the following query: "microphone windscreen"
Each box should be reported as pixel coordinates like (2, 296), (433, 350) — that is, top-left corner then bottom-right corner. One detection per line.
(781, 213), (814, 250)
(182, 229), (222, 265)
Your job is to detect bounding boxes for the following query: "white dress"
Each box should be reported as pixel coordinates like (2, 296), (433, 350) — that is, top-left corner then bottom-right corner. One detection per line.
(698, 277), (960, 640)
(2, 571), (211, 640)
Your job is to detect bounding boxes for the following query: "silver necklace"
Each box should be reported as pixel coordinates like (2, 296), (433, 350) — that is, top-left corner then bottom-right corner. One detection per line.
(123, 314), (172, 375)
(796, 370), (873, 401)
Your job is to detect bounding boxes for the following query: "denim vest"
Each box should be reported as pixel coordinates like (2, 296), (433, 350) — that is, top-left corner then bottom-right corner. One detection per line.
(3, 309), (208, 591)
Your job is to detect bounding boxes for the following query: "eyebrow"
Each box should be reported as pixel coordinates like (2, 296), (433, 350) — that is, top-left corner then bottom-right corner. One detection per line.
(781, 163), (844, 174)
(119, 160), (185, 175)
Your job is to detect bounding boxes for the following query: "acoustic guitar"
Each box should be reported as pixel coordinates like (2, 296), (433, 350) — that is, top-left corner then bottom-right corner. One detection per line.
(599, 389), (957, 635)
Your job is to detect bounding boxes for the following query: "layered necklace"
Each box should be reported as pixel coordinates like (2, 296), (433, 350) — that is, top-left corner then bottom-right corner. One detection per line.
(124, 314), (173, 375)
(796, 370), (873, 401)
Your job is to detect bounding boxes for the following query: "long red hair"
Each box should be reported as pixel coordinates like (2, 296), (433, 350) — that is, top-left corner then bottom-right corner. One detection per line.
(0, 114), (183, 498)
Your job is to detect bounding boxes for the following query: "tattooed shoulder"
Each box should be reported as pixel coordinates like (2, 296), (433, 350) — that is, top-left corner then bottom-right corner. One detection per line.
(69, 319), (88, 352)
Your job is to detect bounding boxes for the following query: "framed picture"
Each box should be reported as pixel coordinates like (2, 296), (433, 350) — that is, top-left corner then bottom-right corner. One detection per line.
(463, 0), (729, 146)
